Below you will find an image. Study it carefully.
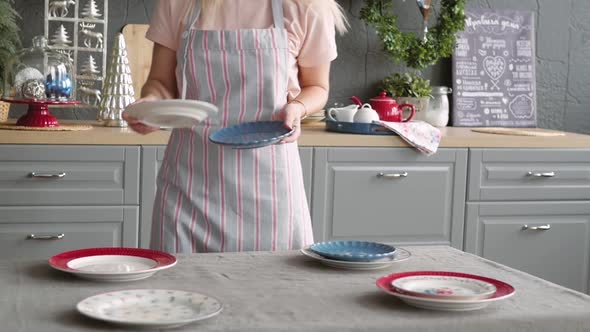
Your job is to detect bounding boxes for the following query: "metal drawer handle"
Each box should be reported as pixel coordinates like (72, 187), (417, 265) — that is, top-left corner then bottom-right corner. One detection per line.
(27, 233), (65, 240)
(522, 224), (551, 231)
(526, 171), (555, 178)
(29, 172), (66, 179)
(377, 172), (408, 179)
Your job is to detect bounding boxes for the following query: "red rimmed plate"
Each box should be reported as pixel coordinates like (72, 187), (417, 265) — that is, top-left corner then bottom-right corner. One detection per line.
(49, 247), (177, 282)
(376, 271), (515, 311)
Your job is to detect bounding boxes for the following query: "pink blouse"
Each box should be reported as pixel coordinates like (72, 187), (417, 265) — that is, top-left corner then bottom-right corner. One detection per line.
(146, 0), (338, 99)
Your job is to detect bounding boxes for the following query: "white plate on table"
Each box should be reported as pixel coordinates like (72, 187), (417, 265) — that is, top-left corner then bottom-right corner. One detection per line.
(77, 289), (223, 329)
(391, 274), (497, 301)
(124, 99), (218, 128)
(49, 247), (177, 282)
(300, 246), (410, 270)
(376, 271), (515, 311)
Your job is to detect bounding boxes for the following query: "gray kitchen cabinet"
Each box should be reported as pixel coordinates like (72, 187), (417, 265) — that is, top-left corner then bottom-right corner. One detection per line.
(0, 145), (141, 258)
(311, 147), (468, 248)
(298, 147), (313, 207)
(466, 148), (590, 294)
(468, 149), (590, 201)
(0, 145), (140, 206)
(0, 206), (138, 259)
(464, 202), (590, 293)
(139, 145), (314, 248)
(140, 146), (166, 248)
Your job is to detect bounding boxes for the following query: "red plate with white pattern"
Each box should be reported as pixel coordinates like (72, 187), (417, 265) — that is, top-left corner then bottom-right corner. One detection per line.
(49, 247), (177, 282)
(376, 271), (515, 311)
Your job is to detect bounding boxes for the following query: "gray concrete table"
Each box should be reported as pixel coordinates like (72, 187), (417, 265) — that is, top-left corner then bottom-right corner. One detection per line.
(2, 246), (590, 331)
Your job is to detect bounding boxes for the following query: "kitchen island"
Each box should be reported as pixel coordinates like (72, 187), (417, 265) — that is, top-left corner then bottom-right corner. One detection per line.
(1, 245), (589, 331)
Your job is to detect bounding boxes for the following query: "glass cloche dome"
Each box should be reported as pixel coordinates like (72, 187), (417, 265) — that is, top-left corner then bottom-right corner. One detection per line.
(1, 36), (79, 127)
(3, 35), (74, 101)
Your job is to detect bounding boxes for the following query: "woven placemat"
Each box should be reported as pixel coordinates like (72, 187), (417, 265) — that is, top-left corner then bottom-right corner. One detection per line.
(471, 127), (565, 137)
(0, 123), (93, 131)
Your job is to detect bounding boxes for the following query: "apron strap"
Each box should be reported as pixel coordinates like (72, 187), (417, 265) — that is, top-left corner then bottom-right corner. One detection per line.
(181, 0), (202, 100)
(271, 0), (285, 29)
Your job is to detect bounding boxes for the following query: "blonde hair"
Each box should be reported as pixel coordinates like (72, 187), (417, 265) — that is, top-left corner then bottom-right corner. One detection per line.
(326, 1), (349, 34)
(185, 0), (349, 34)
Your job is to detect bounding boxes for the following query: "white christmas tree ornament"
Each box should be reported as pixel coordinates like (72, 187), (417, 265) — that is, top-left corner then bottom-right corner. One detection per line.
(81, 0), (102, 19)
(81, 55), (100, 77)
(99, 33), (135, 127)
(51, 25), (72, 47)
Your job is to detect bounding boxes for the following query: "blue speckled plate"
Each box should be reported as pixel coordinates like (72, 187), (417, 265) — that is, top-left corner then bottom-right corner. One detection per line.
(209, 121), (294, 149)
(309, 241), (397, 262)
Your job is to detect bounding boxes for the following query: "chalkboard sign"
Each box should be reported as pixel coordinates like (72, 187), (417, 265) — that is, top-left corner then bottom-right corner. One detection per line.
(452, 10), (536, 127)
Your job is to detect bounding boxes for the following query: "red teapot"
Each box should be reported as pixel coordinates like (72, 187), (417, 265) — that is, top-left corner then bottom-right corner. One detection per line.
(351, 91), (416, 122)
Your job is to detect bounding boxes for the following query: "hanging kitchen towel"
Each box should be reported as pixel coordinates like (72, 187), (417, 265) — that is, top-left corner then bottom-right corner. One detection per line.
(373, 120), (442, 155)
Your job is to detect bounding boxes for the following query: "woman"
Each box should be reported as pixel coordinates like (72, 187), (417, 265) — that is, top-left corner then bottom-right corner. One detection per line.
(123, 0), (347, 253)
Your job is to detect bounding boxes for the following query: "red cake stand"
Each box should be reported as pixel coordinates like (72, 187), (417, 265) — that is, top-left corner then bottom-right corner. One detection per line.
(1, 97), (80, 128)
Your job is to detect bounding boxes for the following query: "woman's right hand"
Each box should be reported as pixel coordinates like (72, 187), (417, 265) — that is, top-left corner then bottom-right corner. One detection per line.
(122, 96), (161, 135)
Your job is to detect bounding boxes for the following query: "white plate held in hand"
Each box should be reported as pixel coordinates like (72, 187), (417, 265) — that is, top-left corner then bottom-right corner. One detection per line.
(124, 99), (218, 128)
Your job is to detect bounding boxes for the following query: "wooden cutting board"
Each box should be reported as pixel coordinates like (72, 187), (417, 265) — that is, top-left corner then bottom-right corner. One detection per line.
(122, 24), (153, 98)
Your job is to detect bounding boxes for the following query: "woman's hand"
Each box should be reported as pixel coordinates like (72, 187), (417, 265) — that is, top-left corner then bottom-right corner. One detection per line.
(124, 43), (179, 135)
(272, 101), (306, 144)
(272, 63), (331, 144)
(122, 95), (161, 135)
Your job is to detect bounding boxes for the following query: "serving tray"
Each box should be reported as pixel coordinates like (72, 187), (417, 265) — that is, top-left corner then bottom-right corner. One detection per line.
(325, 120), (396, 135)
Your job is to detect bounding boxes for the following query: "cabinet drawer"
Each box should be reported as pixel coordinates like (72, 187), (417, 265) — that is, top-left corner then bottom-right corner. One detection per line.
(312, 148), (468, 248)
(0, 145), (140, 205)
(0, 206), (138, 259)
(465, 202), (590, 293)
(469, 149), (590, 201)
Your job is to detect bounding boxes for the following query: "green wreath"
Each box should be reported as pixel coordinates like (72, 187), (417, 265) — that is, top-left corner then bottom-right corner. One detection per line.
(360, 0), (466, 70)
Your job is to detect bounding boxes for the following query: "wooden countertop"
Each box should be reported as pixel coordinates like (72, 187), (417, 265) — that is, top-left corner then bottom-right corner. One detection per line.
(1, 120), (590, 148)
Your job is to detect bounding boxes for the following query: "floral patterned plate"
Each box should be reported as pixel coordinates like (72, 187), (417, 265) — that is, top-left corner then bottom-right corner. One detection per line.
(77, 289), (223, 329)
(377, 271), (515, 311)
(391, 273), (497, 300)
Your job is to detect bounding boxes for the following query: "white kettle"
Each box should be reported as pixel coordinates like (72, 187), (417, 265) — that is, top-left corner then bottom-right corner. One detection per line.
(353, 103), (380, 123)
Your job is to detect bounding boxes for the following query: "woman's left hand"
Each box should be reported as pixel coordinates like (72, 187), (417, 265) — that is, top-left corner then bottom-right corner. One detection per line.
(272, 102), (306, 144)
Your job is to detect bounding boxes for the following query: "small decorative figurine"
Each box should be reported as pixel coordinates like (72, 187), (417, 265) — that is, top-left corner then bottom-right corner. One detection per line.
(50, 24), (72, 47)
(80, 55), (100, 77)
(48, 0), (76, 17)
(81, 0), (102, 19)
(55, 49), (74, 64)
(79, 22), (104, 49)
(78, 82), (102, 105)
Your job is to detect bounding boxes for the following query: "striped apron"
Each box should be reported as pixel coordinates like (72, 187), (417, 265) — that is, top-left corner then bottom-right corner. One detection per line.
(151, 0), (314, 253)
